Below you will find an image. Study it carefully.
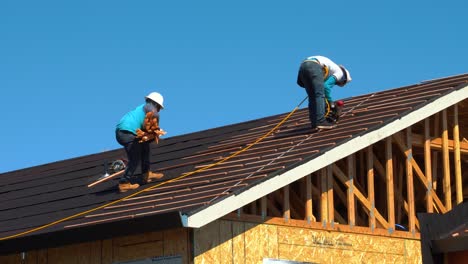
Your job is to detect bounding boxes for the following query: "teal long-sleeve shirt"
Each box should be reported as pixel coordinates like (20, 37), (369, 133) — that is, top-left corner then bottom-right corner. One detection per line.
(324, 76), (337, 102)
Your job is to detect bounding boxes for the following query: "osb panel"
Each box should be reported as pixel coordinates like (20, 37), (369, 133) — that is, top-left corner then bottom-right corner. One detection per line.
(232, 221), (245, 264)
(244, 222), (269, 264)
(163, 228), (189, 263)
(47, 242), (95, 264)
(266, 224), (278, 259)
(277, 226), (406, 255)
(194, 220), (220, 263)
(275, 226), (421, 263)
(278, 244), (407, 264)
(404, 239), (423, 264)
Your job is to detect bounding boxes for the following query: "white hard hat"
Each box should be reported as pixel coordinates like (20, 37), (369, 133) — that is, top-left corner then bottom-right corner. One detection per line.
(338, 65), (352, 87)
(145, 92), (164, 108)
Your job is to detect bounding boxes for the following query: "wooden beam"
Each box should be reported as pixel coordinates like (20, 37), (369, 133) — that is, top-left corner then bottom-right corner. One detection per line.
(433, 113), (440, 191)
(424, 118), (433, 213)
(367, 146), (376, 230)
(327, 166), (334, 226)
(289, 186), (305, 220)
(453, 104), (463, 205)
(333, 178), (348, 209)
(320, 168), (328, 227)
(332, 164), (389, 229)
(267, 195), (282, 217)
(442, 109), (452, 210)
(372, 154), (420, 230)
(405, 128), (416, 234)
(283, 186), (290, 222)
(261, 196), (267, 219)
(305, 174), (314, 223)
(347, 155), (356, 227)
(386, 137), (396, 232)
(392, 133), (447, 213)
(250, 199), (257, 215)
(411, 134), (468, 154)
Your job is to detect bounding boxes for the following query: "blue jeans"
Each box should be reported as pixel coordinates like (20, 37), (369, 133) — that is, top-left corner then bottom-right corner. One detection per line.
(297, 61), (326, 128)
(115, 129), (151, 184)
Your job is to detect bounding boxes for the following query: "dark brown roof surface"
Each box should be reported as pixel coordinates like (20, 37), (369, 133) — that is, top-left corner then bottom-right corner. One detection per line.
(1, 73), (467, 253)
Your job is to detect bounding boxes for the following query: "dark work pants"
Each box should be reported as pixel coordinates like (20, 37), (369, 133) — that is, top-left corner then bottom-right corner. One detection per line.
(115, 129), (150, 183)
(297, 61), (326, 128)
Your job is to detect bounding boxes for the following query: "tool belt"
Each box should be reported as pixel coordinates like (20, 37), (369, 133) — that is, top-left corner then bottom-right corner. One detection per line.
(303, 58), (329, 78)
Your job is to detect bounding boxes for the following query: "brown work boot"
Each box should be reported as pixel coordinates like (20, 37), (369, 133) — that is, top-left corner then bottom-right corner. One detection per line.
(143, 171), (164, 184)
(119, 182), (140, 193)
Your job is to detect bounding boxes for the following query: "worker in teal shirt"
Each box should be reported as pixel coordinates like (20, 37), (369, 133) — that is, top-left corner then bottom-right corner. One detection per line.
(297, 55), (352, 130)
(115, 92), (165, 192)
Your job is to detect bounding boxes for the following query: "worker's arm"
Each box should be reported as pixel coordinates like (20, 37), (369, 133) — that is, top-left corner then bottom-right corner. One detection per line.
(324, 76), (336, 102)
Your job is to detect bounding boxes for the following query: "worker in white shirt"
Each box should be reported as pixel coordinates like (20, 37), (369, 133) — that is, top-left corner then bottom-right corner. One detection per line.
(297, 55), (352, 130)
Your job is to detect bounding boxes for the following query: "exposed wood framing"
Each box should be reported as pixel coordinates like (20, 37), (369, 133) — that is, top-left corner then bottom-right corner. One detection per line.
(305, 174), (314, 223)
(405, 128), (416, 234)
(372, 153), (420, 230)
(333, 164), (389, 229)
(327, 166), (334, 226)
(261, 196), (267, 219)
(320, 168), (328, 227)
(386, 137), (396, 232)
(214, 104), (464, 239)
(424, 118), (433, 213)
(392, 133), (447, 213)
(347, 155), (356, 227)
(453, 104), (463, 204)
(283, 186), (290, 222)
(367, 146), (376, 230)
(442, 109), (452, 210)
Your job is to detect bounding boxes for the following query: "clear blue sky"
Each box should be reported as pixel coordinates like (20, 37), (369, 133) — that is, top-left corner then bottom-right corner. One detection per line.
(1, 0), (466, 173)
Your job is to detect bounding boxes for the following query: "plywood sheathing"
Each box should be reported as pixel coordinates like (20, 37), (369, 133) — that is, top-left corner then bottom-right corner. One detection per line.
(193, 219), (422, 264)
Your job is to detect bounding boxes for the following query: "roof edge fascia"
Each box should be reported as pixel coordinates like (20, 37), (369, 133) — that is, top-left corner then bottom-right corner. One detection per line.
(184, 85), (468, 228)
